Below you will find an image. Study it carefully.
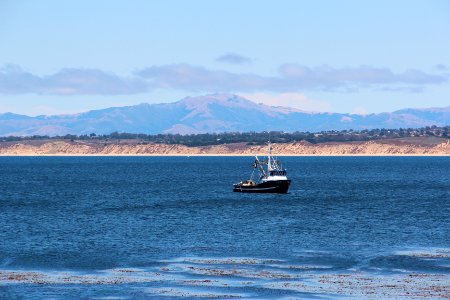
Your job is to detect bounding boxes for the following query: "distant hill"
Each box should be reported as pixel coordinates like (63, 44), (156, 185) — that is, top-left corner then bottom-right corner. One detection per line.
(0, 93), (449, 136)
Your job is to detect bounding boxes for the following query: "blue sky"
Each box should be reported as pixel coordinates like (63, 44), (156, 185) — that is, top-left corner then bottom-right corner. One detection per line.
(0, 0), (449, 115)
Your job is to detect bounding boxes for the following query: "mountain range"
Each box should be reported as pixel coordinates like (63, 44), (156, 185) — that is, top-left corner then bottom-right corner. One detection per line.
(0, 94), (449, 136)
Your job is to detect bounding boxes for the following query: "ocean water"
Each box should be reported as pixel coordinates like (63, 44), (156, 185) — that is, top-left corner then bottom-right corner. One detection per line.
(0, 156), (449, 299)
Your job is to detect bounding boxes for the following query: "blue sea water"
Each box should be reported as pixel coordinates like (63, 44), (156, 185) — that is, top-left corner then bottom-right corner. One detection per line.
(0, 156), (449, 299)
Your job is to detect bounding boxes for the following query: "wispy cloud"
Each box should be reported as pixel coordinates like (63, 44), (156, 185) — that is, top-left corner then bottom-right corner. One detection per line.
(0, 65), (148, 95)
(215, 53), (252, 65)
(0, 63), (446, 96)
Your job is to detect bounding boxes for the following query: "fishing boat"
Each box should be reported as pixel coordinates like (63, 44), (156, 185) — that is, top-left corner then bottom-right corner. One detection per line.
(233, 143), (291, 193)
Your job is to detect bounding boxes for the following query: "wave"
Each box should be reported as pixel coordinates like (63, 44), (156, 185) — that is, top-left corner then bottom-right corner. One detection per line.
(1, 252), (449, 299)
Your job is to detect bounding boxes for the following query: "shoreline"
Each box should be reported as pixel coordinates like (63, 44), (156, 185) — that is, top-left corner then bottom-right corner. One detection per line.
(0, 153), (449, 157)
(0, 138), (449, 156)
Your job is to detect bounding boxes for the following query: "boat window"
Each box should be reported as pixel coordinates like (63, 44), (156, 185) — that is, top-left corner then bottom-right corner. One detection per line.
(270, 170), (286, 176)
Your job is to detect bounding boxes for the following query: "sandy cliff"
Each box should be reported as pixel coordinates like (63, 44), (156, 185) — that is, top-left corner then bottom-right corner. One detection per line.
(0, 139), (449, 156)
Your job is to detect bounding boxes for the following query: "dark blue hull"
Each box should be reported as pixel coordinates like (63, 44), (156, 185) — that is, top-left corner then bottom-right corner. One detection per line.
(233, 180), (291, 193)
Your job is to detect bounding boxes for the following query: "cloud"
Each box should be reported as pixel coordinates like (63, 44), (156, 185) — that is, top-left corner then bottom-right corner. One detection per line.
(1, 63), (446, 95)
(215, 53), (252, 65)
(0, 65), (148, 95)
(0, 65), (40, 94)
(135, 64), (270, 92)
(238, 92), (332, 112)
(136, 64), (446, 93)
(277, 64), (446, 87)
(435, 64), (449, 71)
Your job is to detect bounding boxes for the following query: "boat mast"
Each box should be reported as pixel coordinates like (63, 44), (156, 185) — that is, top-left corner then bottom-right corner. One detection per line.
(267, 141), (272, 172)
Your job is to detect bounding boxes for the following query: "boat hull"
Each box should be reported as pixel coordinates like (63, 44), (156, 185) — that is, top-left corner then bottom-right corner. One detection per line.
(233, 180), (291, 194)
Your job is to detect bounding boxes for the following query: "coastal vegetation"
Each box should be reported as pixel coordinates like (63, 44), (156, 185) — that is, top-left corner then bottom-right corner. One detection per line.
(0, 126), (448, 146)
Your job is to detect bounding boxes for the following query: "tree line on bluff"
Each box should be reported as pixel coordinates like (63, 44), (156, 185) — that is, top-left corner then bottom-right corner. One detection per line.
(1, 126), (448, 146)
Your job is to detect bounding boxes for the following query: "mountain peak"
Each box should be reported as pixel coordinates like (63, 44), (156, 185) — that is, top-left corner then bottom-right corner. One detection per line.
(0, 94), (448, 136)
(177, 93), (254, 107)
(394, 106), (450, 114)
(0, 112), (33, 120)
